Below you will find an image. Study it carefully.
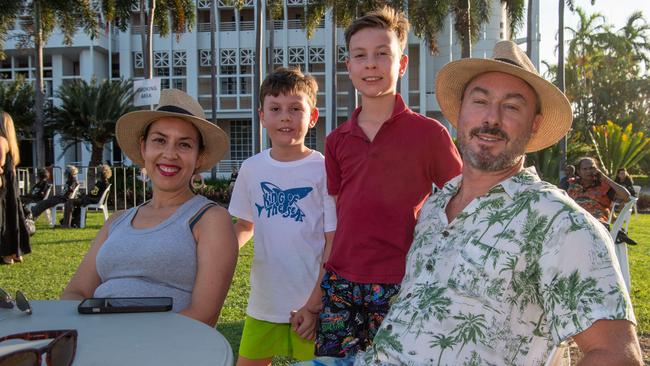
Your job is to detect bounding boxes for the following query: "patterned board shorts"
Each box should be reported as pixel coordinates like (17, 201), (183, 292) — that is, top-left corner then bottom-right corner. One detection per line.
(315, 271), (400, 357)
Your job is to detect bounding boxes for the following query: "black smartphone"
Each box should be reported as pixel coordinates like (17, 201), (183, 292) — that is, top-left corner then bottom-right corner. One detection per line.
(78, 297), (173, 314)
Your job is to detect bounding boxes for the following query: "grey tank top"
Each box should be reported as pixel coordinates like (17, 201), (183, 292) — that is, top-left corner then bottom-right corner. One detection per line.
(95, 195), (213, 312)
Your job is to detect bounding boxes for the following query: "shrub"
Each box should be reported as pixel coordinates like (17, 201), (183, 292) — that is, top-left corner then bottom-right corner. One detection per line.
(637, 194), (650, 212)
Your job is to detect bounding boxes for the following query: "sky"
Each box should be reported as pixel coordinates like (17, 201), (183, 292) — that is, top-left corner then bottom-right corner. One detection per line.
(537, 0), (650, 72)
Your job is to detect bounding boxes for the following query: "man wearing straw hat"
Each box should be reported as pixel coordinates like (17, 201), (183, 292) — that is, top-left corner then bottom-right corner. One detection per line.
(355, 41), (642, 365)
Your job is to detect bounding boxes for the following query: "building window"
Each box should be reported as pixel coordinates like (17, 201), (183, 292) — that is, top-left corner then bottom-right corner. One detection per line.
(273, 48), (284, 65)
(134, 52), (143, 68)
(309, 47), (325, 64)
(230, 120), (252, 161)
(337, 46), (347, 63)
(288, 47), (305, 65)
(305, 127), (317, 150)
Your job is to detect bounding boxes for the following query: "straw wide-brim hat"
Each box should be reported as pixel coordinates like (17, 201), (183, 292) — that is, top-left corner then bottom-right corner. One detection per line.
(435, 40), (572, 153)
(116, 89), (228, 172)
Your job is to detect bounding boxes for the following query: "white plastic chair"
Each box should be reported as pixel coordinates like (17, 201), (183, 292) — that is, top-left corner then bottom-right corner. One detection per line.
(609, 197), (637, 292)
(50, 185), (81, 227)
(24, 185), (53, 224)
(79, 184), (112, 228)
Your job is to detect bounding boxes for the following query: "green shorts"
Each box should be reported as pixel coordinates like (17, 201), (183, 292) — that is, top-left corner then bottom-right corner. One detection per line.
(238, 315), (316, 361)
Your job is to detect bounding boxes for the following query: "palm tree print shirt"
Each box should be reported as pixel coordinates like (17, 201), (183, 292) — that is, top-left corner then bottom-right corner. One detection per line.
(356, 168), (635, 366)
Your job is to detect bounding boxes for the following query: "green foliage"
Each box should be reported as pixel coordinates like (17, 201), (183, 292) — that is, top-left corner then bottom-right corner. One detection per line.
(106, 0), (196, 37)
(0, 76), (34, 137)
(49, 78), (134, 165)
(525, 134), (592, 184)
(590, 121), (650, 176)
(559, 8), (650, 135)
(0, 0), (22, 59)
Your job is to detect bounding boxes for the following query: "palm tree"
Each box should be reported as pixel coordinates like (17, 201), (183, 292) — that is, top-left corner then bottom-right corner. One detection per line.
(430, 333), (458, 366)
(409, 0), (524, 58)
(104, 0), (196, 79)
(451, 312), (488, 355)
(0, 76), (34, 138)
(556, 0), (596, 179)
(0, 0), (101, 168)
(49, 79), (134, 167)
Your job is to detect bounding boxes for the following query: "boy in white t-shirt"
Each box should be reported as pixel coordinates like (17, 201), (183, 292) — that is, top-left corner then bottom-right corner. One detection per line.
(228, 67), (336, 365)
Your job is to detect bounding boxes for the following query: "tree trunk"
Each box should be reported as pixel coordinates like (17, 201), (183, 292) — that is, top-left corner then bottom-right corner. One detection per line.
(460, 0), (472, 58)
(252, 0), (264, 154)
(526, 0), (533, 57)
(267, 4), (274, 73)
(557, 0), (567, 179)
(210, 0), (217, 179)
(33, 1), (46, 168)
(139, 0), (148, 78)
(146, 0), (156, 79)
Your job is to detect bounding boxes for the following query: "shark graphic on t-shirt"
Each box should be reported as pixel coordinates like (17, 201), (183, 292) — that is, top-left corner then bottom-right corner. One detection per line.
(255, 181), (312, 222)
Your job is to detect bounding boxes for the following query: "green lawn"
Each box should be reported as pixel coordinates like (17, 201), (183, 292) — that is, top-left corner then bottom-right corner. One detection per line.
(1, 211), (648, 358)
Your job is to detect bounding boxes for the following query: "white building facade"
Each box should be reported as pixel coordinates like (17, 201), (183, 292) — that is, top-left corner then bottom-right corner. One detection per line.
(0, 0), (539, 172)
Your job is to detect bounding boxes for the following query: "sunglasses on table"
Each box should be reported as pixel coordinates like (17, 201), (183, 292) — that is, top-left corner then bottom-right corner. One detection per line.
(0, 288), (31, 315)
(0, 330), (77, 366)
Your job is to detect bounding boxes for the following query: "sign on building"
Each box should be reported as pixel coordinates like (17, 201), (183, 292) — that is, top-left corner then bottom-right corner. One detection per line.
(133, 78), (162, 107)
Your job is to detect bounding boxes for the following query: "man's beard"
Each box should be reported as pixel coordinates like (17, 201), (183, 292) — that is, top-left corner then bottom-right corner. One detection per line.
(458, 125), (531, 172)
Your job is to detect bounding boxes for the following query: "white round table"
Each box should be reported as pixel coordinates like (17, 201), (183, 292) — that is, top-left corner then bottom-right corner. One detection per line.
(0, 300), (233, 366)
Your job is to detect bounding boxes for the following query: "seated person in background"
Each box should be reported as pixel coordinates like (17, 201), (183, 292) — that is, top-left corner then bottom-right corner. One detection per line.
(61, 89), (238, 327)
(568, 157), (636, 245)
(558, 164), (574, 191)
(567, 157), (630, 224)
(30, 165), (79, 219)
(61, 164), (112, 228)
(20, 168), (53, 204)
(614, 167), (636, 197)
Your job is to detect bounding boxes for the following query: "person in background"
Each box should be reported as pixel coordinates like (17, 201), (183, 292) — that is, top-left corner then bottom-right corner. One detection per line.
(0, 112), (31, 265)
(558, 164), (575, 190)
(567, 157), (630, 224)
(61, 89), (238, 326)
(61, 164), (112, 228)
(20, 168), (53, 204)
(356, 40), (642, 366)
(318, 7), (462, 359)
(30, 165), (79, 220)
(229, 67), (336, 365)
(614, 167), (636, 197)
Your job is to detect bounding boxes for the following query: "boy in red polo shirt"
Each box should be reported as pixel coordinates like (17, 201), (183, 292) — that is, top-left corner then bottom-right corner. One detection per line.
(312, 6), (462, 358)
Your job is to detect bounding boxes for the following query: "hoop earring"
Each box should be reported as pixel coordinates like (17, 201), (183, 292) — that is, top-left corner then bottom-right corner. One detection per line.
(191, 174), (205, 190)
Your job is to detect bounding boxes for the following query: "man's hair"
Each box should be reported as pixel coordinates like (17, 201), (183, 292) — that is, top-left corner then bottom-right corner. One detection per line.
(37, 168), (50, 180)
(344, 6), (410, 52)
(259, 67), (318, 109)
(576, 157), (597, 170)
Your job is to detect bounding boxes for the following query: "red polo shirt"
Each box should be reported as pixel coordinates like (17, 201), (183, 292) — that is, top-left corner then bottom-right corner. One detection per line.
(325, 94), (462, 284)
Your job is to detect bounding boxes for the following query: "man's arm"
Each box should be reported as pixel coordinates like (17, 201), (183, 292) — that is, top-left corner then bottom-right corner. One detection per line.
(598, 170), (630, 202)
(572, 319), (642, 365)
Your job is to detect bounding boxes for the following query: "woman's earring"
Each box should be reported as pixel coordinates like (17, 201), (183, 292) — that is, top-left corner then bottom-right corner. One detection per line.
(191, 173), (205, 190)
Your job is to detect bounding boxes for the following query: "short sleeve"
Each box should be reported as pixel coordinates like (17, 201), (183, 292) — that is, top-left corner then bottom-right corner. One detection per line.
(325, 132), (341, 196)
(539, 211), (635, 344)
(227, 162), (254, 222)
(322, 189), (337, 233)
(430, 127), (462, 189)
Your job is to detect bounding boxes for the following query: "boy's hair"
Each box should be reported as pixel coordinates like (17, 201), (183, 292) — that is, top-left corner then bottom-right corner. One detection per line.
(344, 6), (410, 53)
(259, 67), (318, 109)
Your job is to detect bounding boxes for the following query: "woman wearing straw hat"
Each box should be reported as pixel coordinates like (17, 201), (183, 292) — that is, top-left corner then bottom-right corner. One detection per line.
(62, 89), (238, 326)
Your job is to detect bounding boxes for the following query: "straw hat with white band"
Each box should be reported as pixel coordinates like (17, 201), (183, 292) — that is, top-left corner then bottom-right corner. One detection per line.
(435, 40), (573, 153)
(116, 89), (228, 172)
